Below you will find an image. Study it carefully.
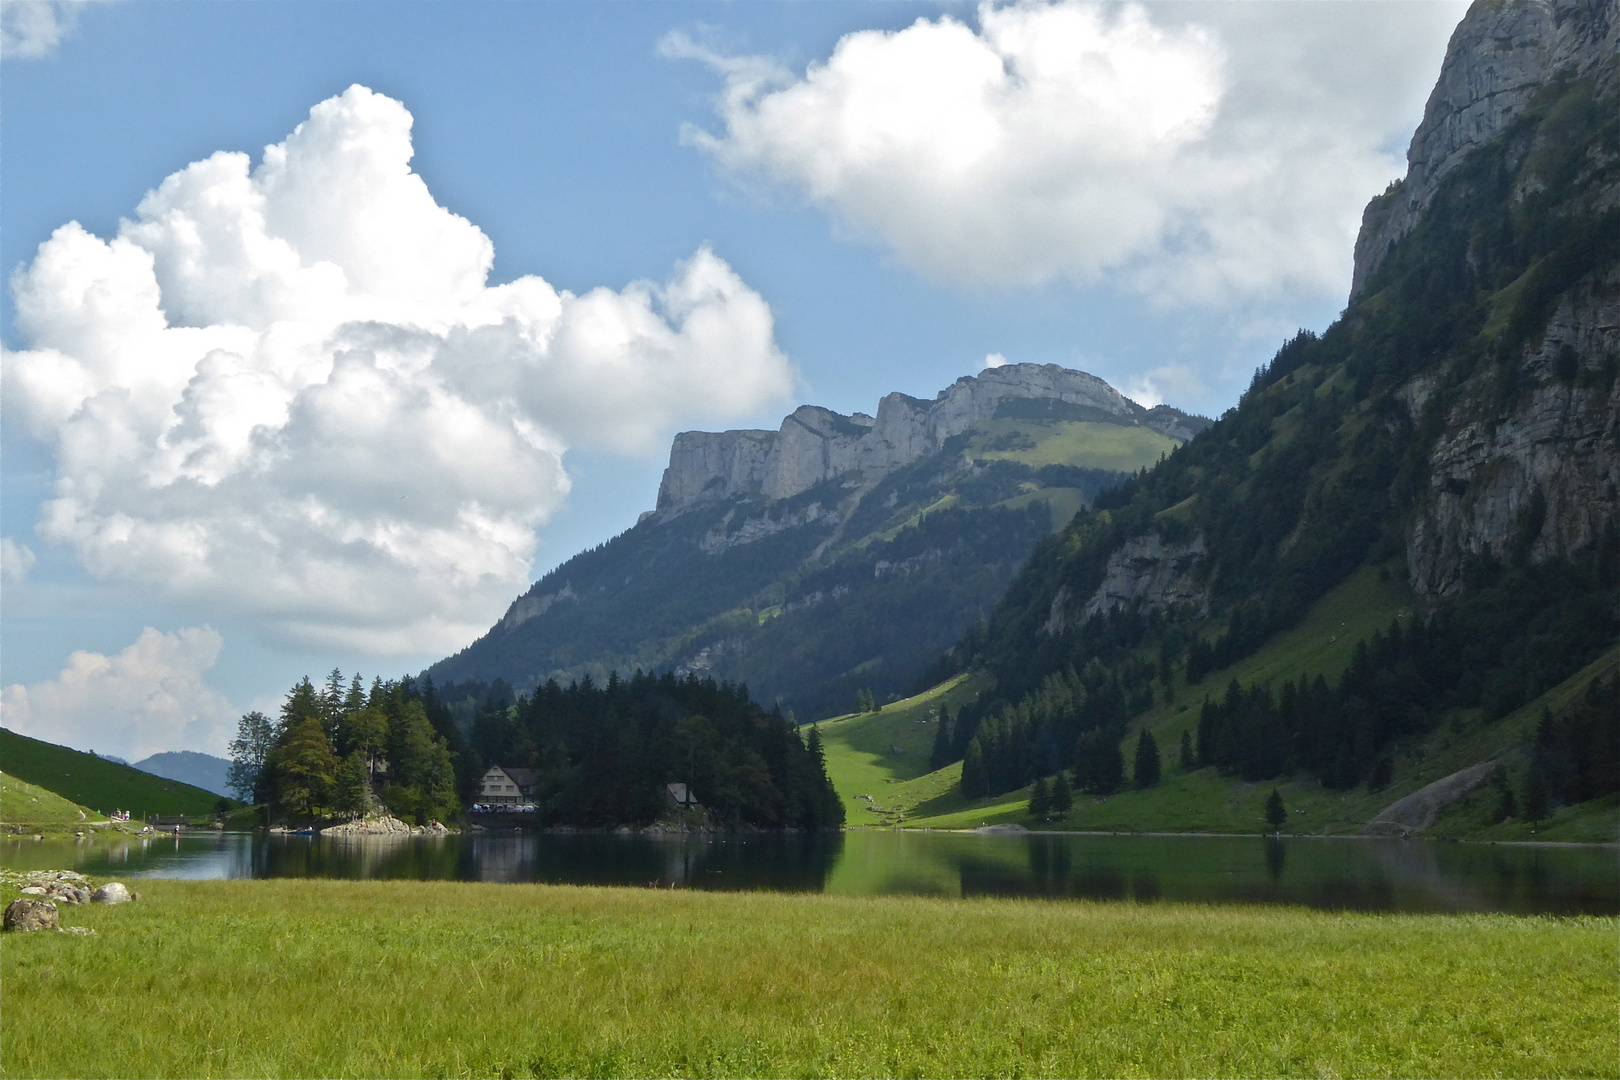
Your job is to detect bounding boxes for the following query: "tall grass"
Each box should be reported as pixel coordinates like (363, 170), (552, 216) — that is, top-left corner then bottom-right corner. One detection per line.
(3, 878), (1612, 1078)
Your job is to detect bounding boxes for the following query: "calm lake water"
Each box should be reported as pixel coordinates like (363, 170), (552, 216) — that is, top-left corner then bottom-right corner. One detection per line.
(3, 830), (1614, 914)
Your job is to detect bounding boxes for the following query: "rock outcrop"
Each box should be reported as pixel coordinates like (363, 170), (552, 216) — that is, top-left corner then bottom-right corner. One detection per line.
(655, 364), (1195, 514)
(321, 814), (453, 836)
(1081, 533), (1212, 621)
(1351, 0), (1620, 300)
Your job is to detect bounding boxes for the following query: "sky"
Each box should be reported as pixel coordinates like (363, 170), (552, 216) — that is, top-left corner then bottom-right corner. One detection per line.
(0, 0), (1468, 761)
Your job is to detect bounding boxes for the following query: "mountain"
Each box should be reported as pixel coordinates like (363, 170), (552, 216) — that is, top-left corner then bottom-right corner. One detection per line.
(132, 750), (234, 797)
(0, 728), (231, 817)
(925, 0), (1618, 821)
(428, 364), (1208, 721)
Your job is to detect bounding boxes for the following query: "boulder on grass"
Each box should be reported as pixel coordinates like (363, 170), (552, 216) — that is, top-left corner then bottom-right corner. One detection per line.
(91, 882), (131, 904)
(4, 897), (59, 932)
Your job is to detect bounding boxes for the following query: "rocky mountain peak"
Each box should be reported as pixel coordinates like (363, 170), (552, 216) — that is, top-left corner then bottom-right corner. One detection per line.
(1351, 0), (1619, 299)
(655, 363), (1192, 515)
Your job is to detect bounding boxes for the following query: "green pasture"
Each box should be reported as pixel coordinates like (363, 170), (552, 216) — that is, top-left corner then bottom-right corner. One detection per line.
(0, 773), (104, 828)
(3, 877), (1613, 1079)
(0, 728), (227, 820)
(967, 419), (1178, 473)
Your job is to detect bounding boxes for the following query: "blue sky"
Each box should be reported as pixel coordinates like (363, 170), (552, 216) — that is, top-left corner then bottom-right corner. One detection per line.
(0, 0), (1465, 759)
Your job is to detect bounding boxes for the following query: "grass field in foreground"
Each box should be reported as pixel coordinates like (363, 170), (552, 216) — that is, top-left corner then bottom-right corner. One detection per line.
(2, 878), (1614, 1079)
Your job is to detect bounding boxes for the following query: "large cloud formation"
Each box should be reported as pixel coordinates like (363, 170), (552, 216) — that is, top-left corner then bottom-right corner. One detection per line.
(670, 0), (1462, 304)
(3, 86), (794, 653)
(0, 627), (235, 761)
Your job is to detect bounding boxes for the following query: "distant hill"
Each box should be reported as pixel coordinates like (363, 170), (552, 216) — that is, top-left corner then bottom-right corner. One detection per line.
(428, 364), (1208, 722)
(132, 750), (233, 797)
(0, 728), (231, 817)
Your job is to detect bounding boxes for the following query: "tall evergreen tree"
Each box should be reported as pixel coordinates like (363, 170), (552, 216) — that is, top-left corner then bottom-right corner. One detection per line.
(1050, 769), (1073, 814)
(334, 750), (370, 819)
(1027, 776), (1051, 819)
(961, 741), (987, 798)
(929, 707), (954, 770)
(1134, 729), (1161, 788)
(1265, 788), (1287, 833)
(1179, 729), (1195, 772)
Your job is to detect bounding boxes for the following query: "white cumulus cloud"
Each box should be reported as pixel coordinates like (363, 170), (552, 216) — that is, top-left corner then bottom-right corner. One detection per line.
(3, 85), (795, 654)
(669, 0), (1462, 306)
(1, 627), (236, 761)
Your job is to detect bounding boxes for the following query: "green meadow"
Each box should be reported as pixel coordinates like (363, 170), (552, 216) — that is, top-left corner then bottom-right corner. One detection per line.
(2, 876), (1613, 1079)
(0, 773), (105, 828)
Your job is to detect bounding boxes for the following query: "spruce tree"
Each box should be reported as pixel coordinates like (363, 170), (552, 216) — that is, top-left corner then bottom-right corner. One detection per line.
(1097, 738), (1124, 795)
(961, 741), (987, 798)
(1134, 729), (1161, 788)
(1050, 770), (1073, 814)
(1265, 788), (1287, 833)
(1028, 776), (1051, 819)
(1522, 762), (1550, 827)
(929, 707), (954, 770)
(1179, 729), (1195, 772)
(334, 750), (370, 819)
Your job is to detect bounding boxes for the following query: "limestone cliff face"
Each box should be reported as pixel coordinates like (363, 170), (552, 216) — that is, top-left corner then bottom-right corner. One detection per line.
(656, 363), (1183, 513)
(1382, 0), (1620, 601)
(1407, 268), (1620, 599)
(1352, 0), (1619, 300)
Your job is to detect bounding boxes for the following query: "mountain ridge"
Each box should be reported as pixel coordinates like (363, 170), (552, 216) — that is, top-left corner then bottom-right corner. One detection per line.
(427, 365), (1209, 721)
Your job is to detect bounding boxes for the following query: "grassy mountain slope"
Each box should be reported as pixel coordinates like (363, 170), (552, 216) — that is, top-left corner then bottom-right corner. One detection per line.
(818, 565), (1619, 841)
(0, 728), (229, 818)
(431, 399), (1196, 723)
(0, 773), (104, 826)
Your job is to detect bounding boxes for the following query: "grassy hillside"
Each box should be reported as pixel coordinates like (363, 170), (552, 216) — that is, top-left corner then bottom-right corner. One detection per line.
(818, 568), (1620, 840)
(0, 728), (229, 818)
(0, 773), (104, 826)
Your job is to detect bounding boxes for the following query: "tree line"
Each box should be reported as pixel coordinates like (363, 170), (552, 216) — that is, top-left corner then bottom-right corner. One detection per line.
(227, 671), (463, 825)
(449, 670), (844, 829)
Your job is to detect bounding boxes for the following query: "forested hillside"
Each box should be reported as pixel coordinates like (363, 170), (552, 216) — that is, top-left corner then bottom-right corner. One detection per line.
(430, 366), (1207, 721)
(931, 0), (1619, 823)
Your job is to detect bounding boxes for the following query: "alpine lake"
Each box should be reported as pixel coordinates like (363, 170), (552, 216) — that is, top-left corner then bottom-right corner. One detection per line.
(3, 828), (1614, 915)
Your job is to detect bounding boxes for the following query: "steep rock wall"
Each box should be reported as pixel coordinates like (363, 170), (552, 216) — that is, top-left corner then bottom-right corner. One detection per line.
(1407, 269), (1620, 598)
(1352, 0), (1619, 299)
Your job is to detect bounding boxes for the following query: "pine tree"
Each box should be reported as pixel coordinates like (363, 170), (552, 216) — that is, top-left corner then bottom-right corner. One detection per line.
(275, 715), (340, 818)
(929, 707), (954, 770)
(961, 740), (987, 798)
(1027, 776), (1051, 819)
(1522, 761), (1550, 827)
(1265, 788), (1287, 832)
(1050, 770), (1073, 814)
(334, 750), (370, 819)
(1134, 729), (1161, 788)
(1179, 729), (1195, 772)
(1097, 737), (1124, 795)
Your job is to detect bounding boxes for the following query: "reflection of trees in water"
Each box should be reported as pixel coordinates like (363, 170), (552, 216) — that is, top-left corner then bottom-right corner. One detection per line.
(1265, 838), (1286, 882)
(251, 831), (846, 892)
